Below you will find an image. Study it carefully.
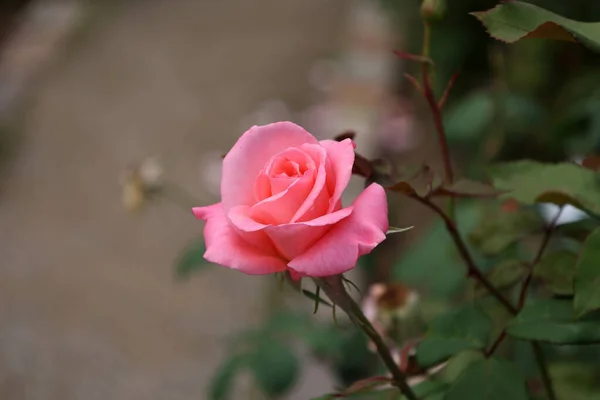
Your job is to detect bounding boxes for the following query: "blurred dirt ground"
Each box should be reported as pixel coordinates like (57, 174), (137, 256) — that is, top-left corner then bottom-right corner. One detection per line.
(0, 0), (355, 398)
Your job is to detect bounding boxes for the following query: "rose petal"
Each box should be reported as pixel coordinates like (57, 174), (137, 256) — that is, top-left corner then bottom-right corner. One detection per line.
(192, 203), (287, 274)
(250, 169), (315, 224)
(222, 122), (318, 211)
(288, 183), (388, 277)
(320, 138), (355, 213)
(229, 205), (354, 261)
(291, 143), (330, 222)
(265, 207), (353, 260)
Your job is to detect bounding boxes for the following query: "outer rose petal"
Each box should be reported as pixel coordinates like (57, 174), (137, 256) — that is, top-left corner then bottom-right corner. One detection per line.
(228, 205), (353, 261)
(319, 138), (355, 213)
(192, 203), (287, 274)
(288, 183), (388, 277)
(221, 122), (318, 212)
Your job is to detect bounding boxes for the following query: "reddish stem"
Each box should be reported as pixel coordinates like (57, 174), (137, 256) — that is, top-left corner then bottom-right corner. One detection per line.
(485, 330), (507, 358)
(518, 207), (563, 308)
(421, 63), (454, 184)
(438, 71), (460, 110)
(412, 196), (517, 314)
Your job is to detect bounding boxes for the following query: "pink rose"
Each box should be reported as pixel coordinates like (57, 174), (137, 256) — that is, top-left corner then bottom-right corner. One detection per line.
(193, 122), (388, 278)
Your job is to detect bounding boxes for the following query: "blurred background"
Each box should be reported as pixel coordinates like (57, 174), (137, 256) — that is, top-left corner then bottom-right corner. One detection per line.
(0, 0), (599, 399)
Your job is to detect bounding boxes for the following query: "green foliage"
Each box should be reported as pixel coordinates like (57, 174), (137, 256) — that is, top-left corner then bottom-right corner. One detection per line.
(534, 250), (577, 296)
(417, 304), (492, 368)
(445, 357), (529, 400)
(393, 203), (483, 297)
(469, 205), (544, 256)
(574, 228), (600, 317)
(489, 160), (600, 217)
(551, 363), (600, 400)
(174, 237), (208, 279)
(250, 340), (300, 397)
(209, 355), (248, 400)
(444, 92), (544, 144)
(507, 298), (600, 344)
(474, 260), (528, 297)
(438, 350), (485, 383)
(472, 1), (600, 52)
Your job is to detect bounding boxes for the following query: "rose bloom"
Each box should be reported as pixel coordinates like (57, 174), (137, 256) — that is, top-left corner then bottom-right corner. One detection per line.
(193, 122), (388, 279)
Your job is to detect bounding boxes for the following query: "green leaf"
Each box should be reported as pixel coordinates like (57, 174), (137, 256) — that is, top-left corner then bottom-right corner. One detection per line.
(550, 362), (600, 400)
(387, 165), (441, 197)
(445, 357), (529, 400)
(474, 260), (528, 297)
(507, 298), (600, 344)
(417, 304), (492, 369)
(574, 228), (600, 317)
(174, 237), (208, 280)
(534, 250), (577, 296)
(393, 203), (484, 297)
(208, 355), (247, 400)
(555, 218), (599, 242)
(436, 179), (504, 198)
(439, 350), (485, 383)
(250, 341), (299, 397)
(471, 1), (600, 52)
(488, 160), (600, 217)
(469, 206), (544, 256)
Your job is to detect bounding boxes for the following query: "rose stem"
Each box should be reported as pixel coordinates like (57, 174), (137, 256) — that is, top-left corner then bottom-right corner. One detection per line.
(314, 275), (419, 400)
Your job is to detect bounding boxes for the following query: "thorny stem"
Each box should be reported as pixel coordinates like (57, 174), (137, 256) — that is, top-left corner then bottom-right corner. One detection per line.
(518, 207), (564, 308)
(412, 195), (518, 314)
(420, 22), (454, 186)
(314, 275), (418, 400)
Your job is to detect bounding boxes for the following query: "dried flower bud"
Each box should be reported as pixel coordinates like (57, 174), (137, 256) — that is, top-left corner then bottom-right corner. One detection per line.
(374, 282), (420, 319)
(420, 0), (446, 22)
(121, 170), (145, 213)
(120, 157), (164, 212)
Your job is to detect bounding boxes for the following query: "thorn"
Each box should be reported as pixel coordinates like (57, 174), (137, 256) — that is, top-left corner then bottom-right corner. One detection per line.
(438, 71), (460, 109)
(404, 73), (423, 94)
(394, 50), (434, 65)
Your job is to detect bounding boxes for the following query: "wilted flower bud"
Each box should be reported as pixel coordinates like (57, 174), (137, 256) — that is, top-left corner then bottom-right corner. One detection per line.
(362, 282), (420, 353)
(420, 0), (447, 22)
(371, 282), (420, 320)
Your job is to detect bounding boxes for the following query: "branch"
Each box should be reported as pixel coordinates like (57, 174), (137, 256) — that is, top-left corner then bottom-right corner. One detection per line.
(411, 195), (517, 314)
(518, 207), (563, 308)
